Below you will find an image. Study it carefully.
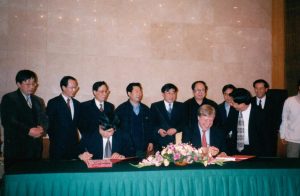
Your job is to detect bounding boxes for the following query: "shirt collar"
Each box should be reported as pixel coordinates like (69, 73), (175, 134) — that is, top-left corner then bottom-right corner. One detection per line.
(61, 93), (71, 102)
(94, 99), (104, 107)
(164, 100), (173, 108)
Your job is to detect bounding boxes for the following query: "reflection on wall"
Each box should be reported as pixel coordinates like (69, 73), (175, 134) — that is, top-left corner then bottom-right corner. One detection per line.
(0, 0), (271, 105)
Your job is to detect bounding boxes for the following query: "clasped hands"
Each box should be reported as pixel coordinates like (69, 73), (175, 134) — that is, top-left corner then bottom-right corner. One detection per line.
(158, 128), (177, 137)
(28, 126), (45, 138)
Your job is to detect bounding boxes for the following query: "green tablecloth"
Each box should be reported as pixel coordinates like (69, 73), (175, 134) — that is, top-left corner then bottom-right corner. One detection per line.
(4, 158), (300, 196)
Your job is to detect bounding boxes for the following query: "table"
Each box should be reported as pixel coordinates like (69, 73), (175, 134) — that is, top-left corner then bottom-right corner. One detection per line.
(3, 158), (300, 196)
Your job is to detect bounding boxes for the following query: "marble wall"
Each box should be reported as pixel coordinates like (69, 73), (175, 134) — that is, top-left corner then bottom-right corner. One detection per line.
(0, 0), (272, 105)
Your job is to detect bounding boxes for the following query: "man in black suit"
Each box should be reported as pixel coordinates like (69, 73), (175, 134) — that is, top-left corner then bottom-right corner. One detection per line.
(1, 70), (48, 170)
(217, 84), (237, 129)
(184, 81), (218, 129)
(252, 79), (281, 156)
(183, 104), (227, 153)
(115, 83), (153, 157)
(78, 81), (124, 159)
(226, 88), (263, 156)
(150, 83), (185, 150)
(46, 76), (80, 160)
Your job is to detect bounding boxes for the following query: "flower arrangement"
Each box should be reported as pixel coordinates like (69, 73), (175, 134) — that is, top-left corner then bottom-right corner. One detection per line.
(132, 143), (225, 168)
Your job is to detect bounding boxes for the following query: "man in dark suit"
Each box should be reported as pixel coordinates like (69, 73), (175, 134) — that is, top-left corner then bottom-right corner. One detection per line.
(1, 70), (48, 171)
(217, 84), (237, 129)
(183, 104), (227, 153)
(78, 81), (124, 159)
(150, 83), (185, 150)
(184, 81), (218, 129)
(115, 82), (153, 157)
(226, 88), (263, 156)
(251, 79), (282, 156)
(46, 76), (80, 160)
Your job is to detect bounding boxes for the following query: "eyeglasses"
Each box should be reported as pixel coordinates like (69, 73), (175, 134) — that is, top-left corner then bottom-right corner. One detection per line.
(66, 86), (79, 90)
(193, 89), (206, 93)
(22, 82), (38, 87)
(97, 90), (110, 94)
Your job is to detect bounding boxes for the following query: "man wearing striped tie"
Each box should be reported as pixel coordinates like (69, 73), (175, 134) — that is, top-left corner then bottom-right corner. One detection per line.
(46, 76), (81, 160)
(226, 88), (264, 156)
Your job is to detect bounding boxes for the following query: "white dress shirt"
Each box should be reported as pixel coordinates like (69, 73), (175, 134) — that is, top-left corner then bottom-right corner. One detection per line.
(241, 104), (252, 145)
(198, 124), (211, 146)
(102, 137), (113, 159)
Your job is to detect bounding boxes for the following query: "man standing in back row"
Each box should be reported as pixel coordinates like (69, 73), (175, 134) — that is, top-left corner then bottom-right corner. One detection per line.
(47, 76), (81, 160)
(115, 82), (153, 157)
(150, 83), (185, 150)
(1, 70), (48, 171)
(184, 81), (218, 130)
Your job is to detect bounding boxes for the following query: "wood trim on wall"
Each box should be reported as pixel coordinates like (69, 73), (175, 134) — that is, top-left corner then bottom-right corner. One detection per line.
(272, 0), (286, 157)
(272, 0), (285, 89)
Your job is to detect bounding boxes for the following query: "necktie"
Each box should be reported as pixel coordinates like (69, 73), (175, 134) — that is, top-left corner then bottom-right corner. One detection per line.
(104, 138), (112, 158)
(26, 96), (32, 108)
(99, 103), (104, 112)
(66, 98), (71, 110)
(202, 129), (207, 147)
(237, 112), (244, 152)
(167, 103), (172, 119)
(258, 99), (262, 109)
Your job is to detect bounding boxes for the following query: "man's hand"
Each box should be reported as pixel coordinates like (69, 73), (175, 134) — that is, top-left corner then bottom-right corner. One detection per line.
(147, 143), (153, 152)
(158, 129), (167, 137)
(79, 151), (93, 161)
(166, 128), (177, 136)
(281, 139), (287, 145)
(28, 126), (44, 138)
(111, 152), (125, 159)
(99, 126), (115, 138)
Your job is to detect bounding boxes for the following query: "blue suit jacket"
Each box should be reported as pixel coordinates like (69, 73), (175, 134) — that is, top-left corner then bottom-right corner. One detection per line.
(115, 100), (152, 157)
(46, 95), (80, 160)
(78, 99), (123, 159)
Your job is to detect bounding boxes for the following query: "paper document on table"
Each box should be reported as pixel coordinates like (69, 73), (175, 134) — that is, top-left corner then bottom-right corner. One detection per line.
(215, 155), (255, 162)
(85, 159), (112, 168)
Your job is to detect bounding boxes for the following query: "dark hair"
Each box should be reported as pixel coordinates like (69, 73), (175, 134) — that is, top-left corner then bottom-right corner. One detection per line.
(15, 70), (37, 84)
(222, 84), (236, 93)
(93, 81), (108, 91)
(60, 76), (77, 90)
(126, 82), (142, 94)
(161, 83), (178, 93)
(253, 79), (269, 88)
(229, 88), (252, 105)
(191, 81), (207, 91)
(298, 79), (300, 88)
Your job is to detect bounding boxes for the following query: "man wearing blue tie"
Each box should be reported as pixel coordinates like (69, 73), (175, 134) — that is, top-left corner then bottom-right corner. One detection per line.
(150, 83), (185, 150)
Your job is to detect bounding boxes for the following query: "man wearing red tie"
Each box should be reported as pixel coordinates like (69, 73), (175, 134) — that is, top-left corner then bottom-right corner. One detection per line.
(183, 104), (227, 153)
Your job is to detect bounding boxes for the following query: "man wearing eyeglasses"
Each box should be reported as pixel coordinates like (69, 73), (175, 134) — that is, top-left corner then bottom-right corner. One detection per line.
(46, 76), (81, 160)
(78, 81), (124, 160)
(1, 70), (48, 171)
(184, 81), (218, 130)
